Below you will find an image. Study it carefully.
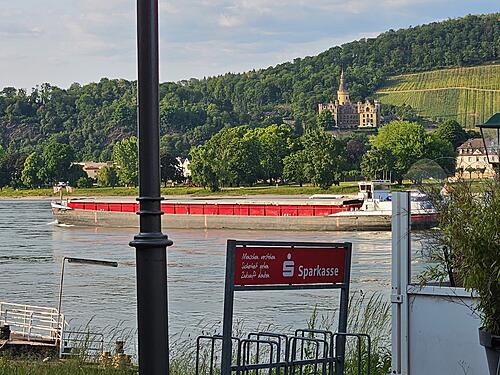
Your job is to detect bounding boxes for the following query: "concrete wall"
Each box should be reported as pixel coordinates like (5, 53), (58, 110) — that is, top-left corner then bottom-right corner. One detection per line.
(407, 286), (488, 375)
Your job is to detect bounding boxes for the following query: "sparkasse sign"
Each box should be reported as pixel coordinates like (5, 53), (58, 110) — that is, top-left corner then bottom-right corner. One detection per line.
(221, 240), (352, 375)
(234, 246), (347, 285)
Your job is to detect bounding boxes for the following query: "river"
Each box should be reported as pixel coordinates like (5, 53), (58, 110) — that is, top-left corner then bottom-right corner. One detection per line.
(0, 200), (426, 351)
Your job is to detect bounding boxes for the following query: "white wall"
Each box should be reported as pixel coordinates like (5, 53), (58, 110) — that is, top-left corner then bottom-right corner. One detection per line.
(407, 286), (487, 375)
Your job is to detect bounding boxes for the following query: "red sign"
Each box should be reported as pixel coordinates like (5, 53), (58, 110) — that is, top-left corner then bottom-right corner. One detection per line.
(234, 246), (347, 286)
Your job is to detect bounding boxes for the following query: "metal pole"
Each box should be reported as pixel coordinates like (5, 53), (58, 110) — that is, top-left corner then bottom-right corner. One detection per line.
(57, 257), (66, 322)
(391, 191), (411, 375)
(335, 243), (351, 375)
(130, 0), (173, 374)
(221, 240), (236, 375)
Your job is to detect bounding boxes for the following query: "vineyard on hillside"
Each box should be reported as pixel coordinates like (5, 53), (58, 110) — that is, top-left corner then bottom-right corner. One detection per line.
(376, 64), (500, 128)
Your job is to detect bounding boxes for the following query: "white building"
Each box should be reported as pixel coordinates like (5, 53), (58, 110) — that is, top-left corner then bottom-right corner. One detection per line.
(74, 161), (113, 179)
(177, 158), (191, 179)
(455, 138), (497, 178)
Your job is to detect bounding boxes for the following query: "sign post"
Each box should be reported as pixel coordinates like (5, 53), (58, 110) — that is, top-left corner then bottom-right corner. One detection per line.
(221, 240), (352, 375)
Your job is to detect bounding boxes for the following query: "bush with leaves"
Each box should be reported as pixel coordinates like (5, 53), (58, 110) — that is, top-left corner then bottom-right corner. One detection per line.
(420, 180), (500, 335)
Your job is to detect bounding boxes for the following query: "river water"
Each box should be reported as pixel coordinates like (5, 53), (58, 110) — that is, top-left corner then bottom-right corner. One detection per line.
(0, 200), (426, 351)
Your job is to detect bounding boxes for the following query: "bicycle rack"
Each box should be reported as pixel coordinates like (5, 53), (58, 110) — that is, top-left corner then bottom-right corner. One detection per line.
(195, 328), (371, 375)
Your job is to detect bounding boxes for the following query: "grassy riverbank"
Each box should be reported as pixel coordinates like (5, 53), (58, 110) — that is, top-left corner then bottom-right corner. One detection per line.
(0, 183), (361, 199)
(0, 358), (136, 374)
(1, 293), (391, 375)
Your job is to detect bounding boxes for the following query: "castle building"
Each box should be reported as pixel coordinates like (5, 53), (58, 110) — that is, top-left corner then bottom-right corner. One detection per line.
(318, 70), (380, 129)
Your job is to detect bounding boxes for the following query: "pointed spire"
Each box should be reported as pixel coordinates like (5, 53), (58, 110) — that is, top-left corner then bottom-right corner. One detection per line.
(339, 69), (347, 92)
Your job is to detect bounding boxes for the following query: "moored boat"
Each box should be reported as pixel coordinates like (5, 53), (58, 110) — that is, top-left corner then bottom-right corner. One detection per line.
(51, 181), (437, 231)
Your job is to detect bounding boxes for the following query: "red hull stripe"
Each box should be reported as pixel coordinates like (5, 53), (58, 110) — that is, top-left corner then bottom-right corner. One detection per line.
(67, 202), (363, 217)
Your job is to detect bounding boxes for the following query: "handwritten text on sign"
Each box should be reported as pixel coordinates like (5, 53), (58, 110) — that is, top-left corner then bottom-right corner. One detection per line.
(234, 246), (347, 286)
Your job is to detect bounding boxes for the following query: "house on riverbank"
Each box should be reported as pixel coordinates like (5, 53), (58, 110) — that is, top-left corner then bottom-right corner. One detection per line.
(455, 138), (497, 178)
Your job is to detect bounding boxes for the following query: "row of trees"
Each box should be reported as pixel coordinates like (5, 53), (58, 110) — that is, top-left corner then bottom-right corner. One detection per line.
(16, 136), (184, 189)
(190, 119), (474, 191)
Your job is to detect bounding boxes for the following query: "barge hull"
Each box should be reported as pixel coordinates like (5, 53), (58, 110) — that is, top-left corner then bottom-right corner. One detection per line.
(52, 207), (434, 231)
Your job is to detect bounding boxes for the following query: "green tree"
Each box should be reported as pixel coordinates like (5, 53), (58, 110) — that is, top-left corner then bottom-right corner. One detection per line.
(360, 148), (396, 181)
(253, 124), (293, 184)
(302, 129), (345, 189)
(425, 134), (455, 175)
(369, 120), (428, 183)
(68, 164), (87, 186)
(316, 110), (335, 130)
(189, 145), (219, 191)
(96, 165), (119, 188)
(434, 120), (468, 149)
(112, 137), (138, 187)
(0, 146), (10, 189)
(39, 141), (76, 184)
(160, 153), (184, 186)
(76, 176), (93, 188)
(283, 150), (308, 186)
(21, 152), (44, 188)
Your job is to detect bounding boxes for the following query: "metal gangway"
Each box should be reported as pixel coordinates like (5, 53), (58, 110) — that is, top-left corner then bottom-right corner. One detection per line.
(0, 301), (66, 354)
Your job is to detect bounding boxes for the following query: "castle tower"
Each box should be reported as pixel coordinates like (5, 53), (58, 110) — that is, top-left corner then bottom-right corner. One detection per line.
(337, 69), (350, 105)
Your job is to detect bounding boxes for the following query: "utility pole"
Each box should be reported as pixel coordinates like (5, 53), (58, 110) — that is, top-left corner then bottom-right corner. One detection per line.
(131, 1), (173, 374)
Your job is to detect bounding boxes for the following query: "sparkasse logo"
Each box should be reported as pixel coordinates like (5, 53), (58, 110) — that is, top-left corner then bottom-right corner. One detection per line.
(282, 253), (294, 277)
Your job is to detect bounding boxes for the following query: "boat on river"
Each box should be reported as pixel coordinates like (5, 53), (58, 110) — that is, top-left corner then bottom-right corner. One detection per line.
(51, 181), (437, 231)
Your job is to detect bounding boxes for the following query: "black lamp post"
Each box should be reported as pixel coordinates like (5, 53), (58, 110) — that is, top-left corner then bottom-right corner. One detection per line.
(130, 0), (173, 374)
(479, 113), (500, 179)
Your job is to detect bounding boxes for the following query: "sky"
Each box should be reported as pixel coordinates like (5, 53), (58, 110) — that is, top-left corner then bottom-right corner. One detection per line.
(0, 0), (498, 89)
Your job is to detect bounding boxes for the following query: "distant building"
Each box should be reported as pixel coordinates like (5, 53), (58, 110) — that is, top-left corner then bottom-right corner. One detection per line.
(318, 70), (380, 129)
(177, 158), (191, 179)
(455, 138), (497, 178)
(75, 161), (113, 179)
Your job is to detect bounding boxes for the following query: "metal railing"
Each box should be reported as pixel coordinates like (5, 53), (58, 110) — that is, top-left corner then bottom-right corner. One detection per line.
(0, 301), (65, 344)
(60, 330), (105, 359)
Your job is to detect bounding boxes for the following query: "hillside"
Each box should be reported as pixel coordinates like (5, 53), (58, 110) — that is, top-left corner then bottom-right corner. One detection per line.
(0, 13), (499, 161)
(375, 64), (500, 128)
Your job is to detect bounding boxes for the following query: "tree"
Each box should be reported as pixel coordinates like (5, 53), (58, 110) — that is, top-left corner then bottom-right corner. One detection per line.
(369, 120), (428, 183)
(189, 145), (219, 191)
(316, 110), (335, 130)
(434, 120), (468, 149)
(301, 129), (345, 189)
(342, 133), (369, 170)
(360, 148), (396, 181)
(21, 152), (44, 188)
(160, 153), (184, 186)
(253, 124), (293, 184)
(76, 176), (93, 188)
(96, 165), (119, 188)
(0, 147), (12, 190)
(425, 134), (455, 175)
(68, 164), (88, 186)
(112, 137), (138, 187)
(39, 141), (76, 184)
(283, 150), (308, 186)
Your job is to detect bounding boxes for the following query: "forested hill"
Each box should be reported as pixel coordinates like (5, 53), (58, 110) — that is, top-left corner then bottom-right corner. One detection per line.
(1, 13), (499, 162)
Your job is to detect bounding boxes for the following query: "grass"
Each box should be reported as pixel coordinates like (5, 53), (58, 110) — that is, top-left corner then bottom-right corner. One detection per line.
(0, 293), (391, 374)
(0, 357), (136, 374)
(0, 182), (361, 198)
(376, 63), (500, 128)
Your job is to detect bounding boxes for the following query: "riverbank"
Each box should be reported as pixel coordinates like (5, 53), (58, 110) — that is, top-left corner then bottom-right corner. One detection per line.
(0, 183), (361, 199)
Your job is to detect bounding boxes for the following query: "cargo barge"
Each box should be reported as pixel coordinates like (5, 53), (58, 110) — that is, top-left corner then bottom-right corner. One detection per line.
(51, 182), (437, 231)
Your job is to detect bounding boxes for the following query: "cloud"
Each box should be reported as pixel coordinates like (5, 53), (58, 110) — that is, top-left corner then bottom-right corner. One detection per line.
(218, 14), (243, 28)
(0, 0), (498, 88)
